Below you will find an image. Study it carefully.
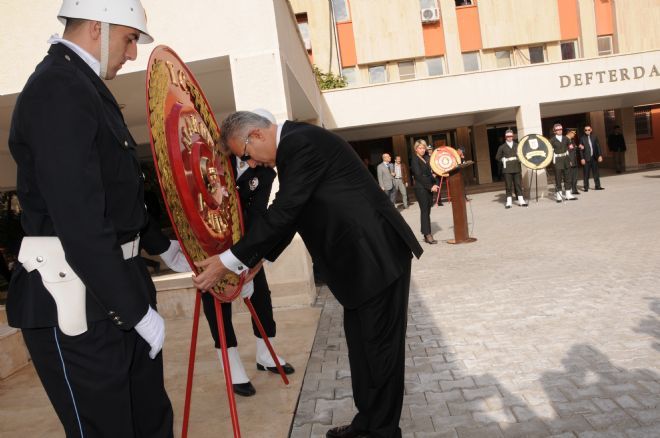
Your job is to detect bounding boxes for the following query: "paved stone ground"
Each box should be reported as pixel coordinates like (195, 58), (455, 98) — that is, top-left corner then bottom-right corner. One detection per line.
(291, 169), (660, 438)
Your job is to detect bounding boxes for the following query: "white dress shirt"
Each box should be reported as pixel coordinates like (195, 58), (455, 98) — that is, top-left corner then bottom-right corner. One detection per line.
(48, 34), (101, 77)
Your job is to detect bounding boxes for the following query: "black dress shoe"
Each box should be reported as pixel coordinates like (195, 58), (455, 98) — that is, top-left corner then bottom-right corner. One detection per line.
(583, 188), (589, 192)
(232, 382), (256, 397)
(571, 190), (579, 195)
(326, 424), (369, 438)
(257, 362), (295, 375)
(595, 186), (604, 190)
(424, 234), (438, 244)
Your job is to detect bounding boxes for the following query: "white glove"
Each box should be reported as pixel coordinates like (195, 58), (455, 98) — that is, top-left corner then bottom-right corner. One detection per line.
(241, 280), (254, 299)
(135, 306), (165, 359)
(159, 240), (192, 272)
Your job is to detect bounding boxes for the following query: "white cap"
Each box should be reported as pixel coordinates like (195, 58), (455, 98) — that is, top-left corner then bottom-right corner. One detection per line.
(251, 108), (276, 124)
(58, 0), (153, 44)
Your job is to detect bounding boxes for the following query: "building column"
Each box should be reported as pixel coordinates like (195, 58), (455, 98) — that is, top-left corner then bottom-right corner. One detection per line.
(230, 52), (290, 120)
(472, 125), (492, 184)
(516, 103), (548, 199)
(392, 135), (409, 165)
(230, 52), (316, 306)
(618, 107), (639, 170)
(438, 0), (463, 74)
(577, 0), (599, 58)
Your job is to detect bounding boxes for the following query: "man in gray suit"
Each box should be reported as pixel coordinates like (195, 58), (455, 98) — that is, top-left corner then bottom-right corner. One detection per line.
(377, 153), (396, 204)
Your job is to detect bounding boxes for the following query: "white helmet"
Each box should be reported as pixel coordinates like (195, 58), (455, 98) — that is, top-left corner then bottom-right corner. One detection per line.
(58, 0), (153, 44)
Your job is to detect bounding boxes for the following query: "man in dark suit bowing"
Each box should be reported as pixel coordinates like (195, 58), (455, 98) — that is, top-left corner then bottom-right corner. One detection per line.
(194, 111), (423, 438)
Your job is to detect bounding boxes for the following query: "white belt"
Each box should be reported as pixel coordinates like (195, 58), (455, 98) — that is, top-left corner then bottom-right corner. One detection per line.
(501, 156), (518, 169)
(553, 151), (569, 164)
(121, 235), (141, 260)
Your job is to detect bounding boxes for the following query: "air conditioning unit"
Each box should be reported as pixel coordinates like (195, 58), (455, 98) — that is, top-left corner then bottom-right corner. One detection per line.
(421, 7), (440, 23)
(304, 38), (312, 51)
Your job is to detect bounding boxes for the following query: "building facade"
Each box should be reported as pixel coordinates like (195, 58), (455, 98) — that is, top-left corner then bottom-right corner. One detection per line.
(1, 0), (659, 190)
(291, 0), (660, 185)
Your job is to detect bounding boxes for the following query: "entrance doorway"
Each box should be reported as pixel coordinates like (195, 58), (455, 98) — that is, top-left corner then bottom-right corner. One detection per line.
(487, 123), (517, 182)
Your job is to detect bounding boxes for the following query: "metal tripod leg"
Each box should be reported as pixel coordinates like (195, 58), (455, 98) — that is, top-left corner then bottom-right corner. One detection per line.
(244, 297), (289, 385)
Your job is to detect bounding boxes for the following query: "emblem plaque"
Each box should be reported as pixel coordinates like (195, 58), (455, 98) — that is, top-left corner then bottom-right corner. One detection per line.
(146, 46), (244, 301)
(430, 146), (461, 177)
(517, 134), (554, 170)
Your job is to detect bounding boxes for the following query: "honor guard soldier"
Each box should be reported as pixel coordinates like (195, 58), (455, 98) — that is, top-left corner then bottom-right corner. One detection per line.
(549, 123), (578, 202)
(566, 129), (580, 195)
(7, 1), (187, 436)
(495, 130), (527, 208)
(201, 109), (294, 397)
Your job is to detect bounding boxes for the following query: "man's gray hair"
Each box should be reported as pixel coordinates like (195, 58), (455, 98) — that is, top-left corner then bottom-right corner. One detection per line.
(505, 129), (514, 136)
(220, 111), (272, 152)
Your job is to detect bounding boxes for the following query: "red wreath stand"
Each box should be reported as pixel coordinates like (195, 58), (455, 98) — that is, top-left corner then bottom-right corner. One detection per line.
(146, 46), (288, 438)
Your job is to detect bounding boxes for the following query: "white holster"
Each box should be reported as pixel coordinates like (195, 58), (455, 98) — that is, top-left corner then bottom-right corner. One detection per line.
(18, 237), (87, 336)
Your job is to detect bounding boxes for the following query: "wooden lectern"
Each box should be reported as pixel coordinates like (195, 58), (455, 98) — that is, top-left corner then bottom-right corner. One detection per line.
(447, 161), (477, 244)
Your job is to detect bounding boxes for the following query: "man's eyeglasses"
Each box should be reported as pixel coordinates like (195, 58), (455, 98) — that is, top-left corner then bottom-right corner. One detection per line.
(240, 136), (251, 162)
(585, 129), (592, 132)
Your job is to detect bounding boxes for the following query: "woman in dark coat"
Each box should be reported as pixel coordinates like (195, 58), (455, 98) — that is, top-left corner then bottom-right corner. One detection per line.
(410, 139), (439, 244)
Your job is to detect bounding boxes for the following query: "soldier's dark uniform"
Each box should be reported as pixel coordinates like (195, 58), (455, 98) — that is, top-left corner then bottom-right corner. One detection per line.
(567, 135), (580, 194)
(494, 141), (523, 202)
(202, 159), (279, 352)
(549, 135), (574, 200)
(8, 43), (173, 437)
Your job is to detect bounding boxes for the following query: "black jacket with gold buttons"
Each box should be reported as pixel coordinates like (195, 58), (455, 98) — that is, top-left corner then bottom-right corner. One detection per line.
(7, 43), (167, 331)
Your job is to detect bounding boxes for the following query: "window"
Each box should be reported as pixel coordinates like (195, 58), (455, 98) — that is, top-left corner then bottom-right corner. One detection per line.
(495, 50), (511, 68)
(426, 56), (445, 76)
(331, 0), (350, 22)
(634, 107), (653, 138)
(455, 0), (473, 6)
(462, 52), (480, 72)
(598, 35), (613, 56)
(560, 40), (578, 60)
(528, 45), (545, 64)
(296, 14), (312, 52)
(398, 61), (416, 80)
(368, 65), (387, 84)
(341, 67), (358, 86)
(426, 57), (445, 76)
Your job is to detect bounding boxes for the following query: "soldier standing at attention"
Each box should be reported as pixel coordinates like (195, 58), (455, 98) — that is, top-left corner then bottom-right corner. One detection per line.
(495, 130), (527, 209)
(549, 123), (578, 203)
(7, 1), (183, 436)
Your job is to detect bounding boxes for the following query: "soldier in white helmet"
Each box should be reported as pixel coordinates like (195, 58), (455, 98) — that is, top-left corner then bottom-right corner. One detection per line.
(7, 1), (180, 436)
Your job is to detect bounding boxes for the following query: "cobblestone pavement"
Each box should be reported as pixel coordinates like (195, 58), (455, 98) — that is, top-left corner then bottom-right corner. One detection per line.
(291, 170), (660, 438)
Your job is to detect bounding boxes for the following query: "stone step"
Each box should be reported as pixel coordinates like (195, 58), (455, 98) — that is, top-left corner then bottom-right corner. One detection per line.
(0, 324), (30, 379)
(153, 235), (317, 320)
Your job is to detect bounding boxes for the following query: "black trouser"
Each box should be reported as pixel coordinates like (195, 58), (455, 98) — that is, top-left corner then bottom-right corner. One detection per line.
(503, 172), (522, 198)
(22, 320), (173, 438)
(202, 268), (276, 349)
(414, 187), (433, 235)
(345, 257), (410, 438)
(569, 166), (579, 192)
(583, 159), (601, 189)
(554, 159), (570, 192)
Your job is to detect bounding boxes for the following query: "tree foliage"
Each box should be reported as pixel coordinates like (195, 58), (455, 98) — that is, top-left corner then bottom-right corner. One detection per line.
(313, 65), (347, 90)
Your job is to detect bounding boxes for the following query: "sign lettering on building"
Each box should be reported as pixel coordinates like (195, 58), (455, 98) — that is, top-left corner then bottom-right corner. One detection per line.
(559, 65), (659, 88)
